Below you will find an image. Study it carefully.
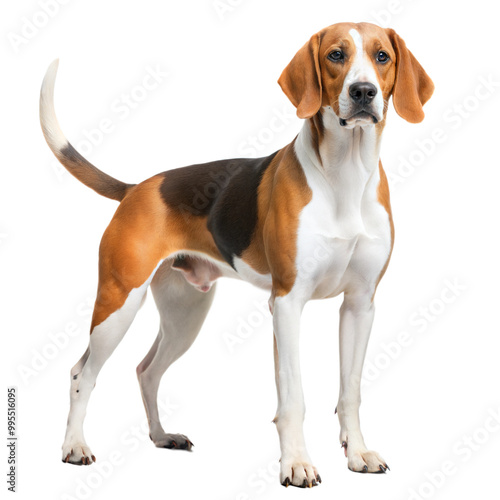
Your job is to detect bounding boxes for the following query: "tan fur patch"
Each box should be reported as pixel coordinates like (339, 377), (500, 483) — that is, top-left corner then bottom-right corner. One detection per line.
(373, 160), (394, 297)
(241, 141), (312, 297)
(91, 175), (224, 330)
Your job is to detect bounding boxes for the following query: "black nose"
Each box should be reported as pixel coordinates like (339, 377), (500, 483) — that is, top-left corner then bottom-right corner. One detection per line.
(349, 82), (377, 105)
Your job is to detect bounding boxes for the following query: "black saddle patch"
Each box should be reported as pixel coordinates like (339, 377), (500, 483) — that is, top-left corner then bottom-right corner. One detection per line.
(160, 151), (278, 267)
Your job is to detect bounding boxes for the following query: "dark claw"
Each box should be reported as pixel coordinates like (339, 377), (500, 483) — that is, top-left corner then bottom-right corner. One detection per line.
(184, 439), (194, 450)
(379, 465), (386, 473)
(300, 479), (308, 488)
(165, 437), (193, 450)
(91, 455), (96, 463)
(282, 477), (291, 488)
(385, 464), (390, 471)
(363, 465), (368, 473)
(311, 479), (317, 487)
(316, 474), (322, 483)
(64, 454), (70, 463)
(342, 441), (348, 457)
(81, 457), (85, 465)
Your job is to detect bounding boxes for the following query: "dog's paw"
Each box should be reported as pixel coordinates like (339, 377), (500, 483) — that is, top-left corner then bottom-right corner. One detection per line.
(151, 433), (194, 451)
(280, 457), (321, 487)
(343, 443), (389, 473)
(62, 441), (95, 465)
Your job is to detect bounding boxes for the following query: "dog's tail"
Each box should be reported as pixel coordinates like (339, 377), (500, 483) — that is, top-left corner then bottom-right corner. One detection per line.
(39, 60), (135, 202)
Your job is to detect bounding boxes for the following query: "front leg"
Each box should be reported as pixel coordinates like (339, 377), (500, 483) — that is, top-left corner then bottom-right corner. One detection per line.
(337, 292), (389, 473)
(273, 295), (321, 488)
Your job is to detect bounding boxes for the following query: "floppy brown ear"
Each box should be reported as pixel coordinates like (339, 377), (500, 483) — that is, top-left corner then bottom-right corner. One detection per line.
(386, 29), (434, 123)
(278, 34), (322, 119)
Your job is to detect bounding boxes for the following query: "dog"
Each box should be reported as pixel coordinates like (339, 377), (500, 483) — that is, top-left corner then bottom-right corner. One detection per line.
(40, 21), (433, 487)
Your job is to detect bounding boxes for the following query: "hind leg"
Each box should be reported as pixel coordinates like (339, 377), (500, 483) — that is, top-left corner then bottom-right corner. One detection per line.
(137, 262), (215, 450)
(62, 261), (161, 464)
(61, 211), (165, 465)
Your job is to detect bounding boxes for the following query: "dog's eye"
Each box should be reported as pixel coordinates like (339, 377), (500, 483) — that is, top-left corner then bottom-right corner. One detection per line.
(376, 51), (389, 63)
(328, 50), (344, 62)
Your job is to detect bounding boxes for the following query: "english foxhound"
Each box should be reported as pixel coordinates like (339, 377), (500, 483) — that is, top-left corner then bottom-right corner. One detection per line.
(40, 22), (433, 487)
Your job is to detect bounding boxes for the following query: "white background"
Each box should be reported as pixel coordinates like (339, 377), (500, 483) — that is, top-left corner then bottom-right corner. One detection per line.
(2, 1), (500, 499)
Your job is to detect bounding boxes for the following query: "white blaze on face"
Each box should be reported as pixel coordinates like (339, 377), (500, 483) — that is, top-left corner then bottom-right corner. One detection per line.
(338, 29), (384, 124)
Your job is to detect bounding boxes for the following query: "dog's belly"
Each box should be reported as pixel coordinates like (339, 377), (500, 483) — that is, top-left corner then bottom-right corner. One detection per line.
(167, 252), (273, 292)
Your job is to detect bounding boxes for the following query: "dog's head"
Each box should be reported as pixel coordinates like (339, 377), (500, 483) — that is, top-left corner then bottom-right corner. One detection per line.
(278, 22), (434, 128)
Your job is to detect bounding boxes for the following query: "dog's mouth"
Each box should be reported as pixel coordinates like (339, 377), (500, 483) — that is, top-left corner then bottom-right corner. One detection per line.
(339, 110), (379, 127)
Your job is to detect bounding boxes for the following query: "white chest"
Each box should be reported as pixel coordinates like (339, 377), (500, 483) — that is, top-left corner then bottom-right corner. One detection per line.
(295, 188), (391, 299)
(293, 121), (392, 300)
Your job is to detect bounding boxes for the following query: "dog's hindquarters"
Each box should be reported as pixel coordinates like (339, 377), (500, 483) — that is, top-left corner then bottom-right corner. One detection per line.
(62, 177), (171, 464)
(61, 175), (222, 463)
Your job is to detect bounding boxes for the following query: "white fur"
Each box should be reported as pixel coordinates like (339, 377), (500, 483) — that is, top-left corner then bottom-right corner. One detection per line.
(39, 59), (68, 151)
(62, 261), (163, 464)
(272, 294), (317, 485)
(271, 108), (391, 480)
(233, 256), (272, 290)
(137, 262), (216, 448)
(338, 29), (385, 128)
(294, 108), (391, 300)
(54, 34), (393, 478)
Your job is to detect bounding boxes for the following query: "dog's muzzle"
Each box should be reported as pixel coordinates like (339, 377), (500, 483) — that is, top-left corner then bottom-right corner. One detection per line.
(339, 110), (379, 126)
(339, 82), (380, 126)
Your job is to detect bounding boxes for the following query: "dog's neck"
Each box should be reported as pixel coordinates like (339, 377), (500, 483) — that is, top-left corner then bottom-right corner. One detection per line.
(295, 107), (384, 186)
(293, 108), (386, 237)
